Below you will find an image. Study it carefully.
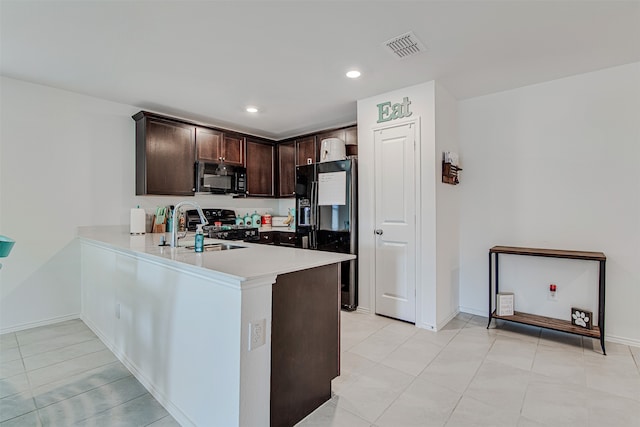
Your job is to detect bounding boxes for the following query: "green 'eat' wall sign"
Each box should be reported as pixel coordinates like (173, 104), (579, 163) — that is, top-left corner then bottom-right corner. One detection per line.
(376, 97), (412, 123)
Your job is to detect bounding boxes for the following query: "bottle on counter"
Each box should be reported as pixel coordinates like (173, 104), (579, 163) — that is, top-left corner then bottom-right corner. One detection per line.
(235, 215), (244, 226)
(194, 224), (204, 253)
(244, 212), (252, 226)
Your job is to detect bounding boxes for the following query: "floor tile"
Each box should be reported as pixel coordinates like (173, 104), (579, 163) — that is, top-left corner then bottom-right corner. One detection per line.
(440, 317), (468, 331)
(23, 338), (107, 372)
(464, 359), (530, 411)
(349, 328), (412, 363)
(0, 391), (36, 423)
(27, 349), (117, 388)
(380, 334), (443, 376)
(538, 329), (584, 353)
(334, 363), (413, 422)
(531, 345), (586, 386)
(0, 410), (41, 427)
(32, 361), (132, 408)
(146, 415), (182, 427)
(491, 320), (541, 344)
(340, 316), (388, 352)
(445, 395), (520, 427)
(0, 347), (21, 364)
(332, 351), (377, 394)
(38, 375), (147, 425)
(411, 327), (458, 348)
(585, 386), (640, 426)
(374, 377), (461, 427)
(16, 320), (90, 347)
(19, 329), (98, 358)
(73, 393), (168, 427)
(485, 334), (538, 371)
(584, 353), (640, 402)
(0, 359), (24, 380)
(521, 375), (589, 426)
(0, 334), (18, 351)
(0, 373), (30, 399)
(296, 399), (371, 427)
(418, 347), (483, 393)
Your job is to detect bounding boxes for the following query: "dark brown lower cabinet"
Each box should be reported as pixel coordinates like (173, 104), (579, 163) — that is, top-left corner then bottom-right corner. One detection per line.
(271, 264), (340, 427)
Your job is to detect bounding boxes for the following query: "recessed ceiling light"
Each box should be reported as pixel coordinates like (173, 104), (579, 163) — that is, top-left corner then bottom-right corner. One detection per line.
(346, 70), (361, 79)
(246, 106), (258, 113)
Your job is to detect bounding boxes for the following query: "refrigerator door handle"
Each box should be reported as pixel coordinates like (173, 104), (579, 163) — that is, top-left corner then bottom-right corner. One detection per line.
(310, 181), (318, 249)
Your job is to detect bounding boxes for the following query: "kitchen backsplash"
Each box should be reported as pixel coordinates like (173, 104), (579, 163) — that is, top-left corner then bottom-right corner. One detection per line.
(131, 194), (293, 220)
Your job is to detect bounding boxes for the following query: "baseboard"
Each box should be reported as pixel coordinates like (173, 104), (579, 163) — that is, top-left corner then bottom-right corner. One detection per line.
(458, 306), (488, 317)
(356, 306), (371, 315)
(1, 313), (80, 334)
(81, 315), (197, 427)
(606, 334), (640, 348)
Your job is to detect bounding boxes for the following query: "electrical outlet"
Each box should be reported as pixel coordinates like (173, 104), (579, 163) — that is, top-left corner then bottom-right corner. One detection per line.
(249, 319), (266, 351)
(115, 302), (121, 319)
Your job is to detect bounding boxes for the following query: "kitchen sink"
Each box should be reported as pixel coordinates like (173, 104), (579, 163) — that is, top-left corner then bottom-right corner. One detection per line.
(183, 243), (245, 252)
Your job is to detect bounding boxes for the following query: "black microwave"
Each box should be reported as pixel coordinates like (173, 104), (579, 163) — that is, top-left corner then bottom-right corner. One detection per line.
(195, 161), (246, 195)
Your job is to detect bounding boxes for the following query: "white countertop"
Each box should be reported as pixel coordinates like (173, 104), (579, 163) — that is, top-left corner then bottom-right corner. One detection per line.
(78, 226), (354, 282)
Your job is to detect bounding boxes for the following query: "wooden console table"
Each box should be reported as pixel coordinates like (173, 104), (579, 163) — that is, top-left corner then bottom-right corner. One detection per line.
(487, 246), (606, 354)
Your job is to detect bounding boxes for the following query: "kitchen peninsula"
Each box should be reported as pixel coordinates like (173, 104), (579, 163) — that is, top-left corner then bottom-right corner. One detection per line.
(78, 226), (355, 427)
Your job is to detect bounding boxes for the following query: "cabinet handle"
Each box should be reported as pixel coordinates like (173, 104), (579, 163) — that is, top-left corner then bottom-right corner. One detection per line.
(374, 229), (383, 235)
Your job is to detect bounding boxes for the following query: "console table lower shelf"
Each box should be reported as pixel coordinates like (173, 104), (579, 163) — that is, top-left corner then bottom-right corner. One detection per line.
(491, 310), (602, 340)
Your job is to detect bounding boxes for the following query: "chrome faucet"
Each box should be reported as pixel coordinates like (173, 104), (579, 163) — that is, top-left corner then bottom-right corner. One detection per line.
(170, 201), (208, 248)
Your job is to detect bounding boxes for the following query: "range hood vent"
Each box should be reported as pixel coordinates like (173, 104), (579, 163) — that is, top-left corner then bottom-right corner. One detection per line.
(383, 31), (426, 59)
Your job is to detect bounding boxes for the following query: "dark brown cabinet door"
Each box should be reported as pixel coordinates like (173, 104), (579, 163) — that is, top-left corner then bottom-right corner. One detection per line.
(222, 134), (245, 166)
(136, 116), (195, 196)
(195, 127), (223, 162)
(246, 139), (275, 197)
(345, 126), (357, 146)
(296, 136), (316, 166)
(278, 141), (296, 197)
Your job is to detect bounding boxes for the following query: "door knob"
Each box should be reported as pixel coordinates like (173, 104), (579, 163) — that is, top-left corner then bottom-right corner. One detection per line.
(374, 229), (383, 235)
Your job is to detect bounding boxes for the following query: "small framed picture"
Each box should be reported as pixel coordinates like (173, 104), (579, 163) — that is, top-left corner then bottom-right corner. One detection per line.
(571, 307), (593, 329)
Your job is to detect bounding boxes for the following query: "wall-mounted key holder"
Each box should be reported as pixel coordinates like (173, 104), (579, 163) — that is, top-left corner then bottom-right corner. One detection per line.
(442, 151), (462, 185)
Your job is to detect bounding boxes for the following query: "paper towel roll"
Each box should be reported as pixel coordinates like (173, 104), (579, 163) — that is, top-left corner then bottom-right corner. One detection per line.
(130, 208), (146, 234)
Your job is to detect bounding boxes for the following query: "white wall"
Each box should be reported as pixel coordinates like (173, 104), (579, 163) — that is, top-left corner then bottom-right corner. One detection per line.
(458, 62), (640, 345)
(434, 83), (460, 328)
(357, 81), (459, 330)
(0, 77), (279, 332)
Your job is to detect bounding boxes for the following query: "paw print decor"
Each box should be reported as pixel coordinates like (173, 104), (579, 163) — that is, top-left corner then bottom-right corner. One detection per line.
(571, 307), (593, 329)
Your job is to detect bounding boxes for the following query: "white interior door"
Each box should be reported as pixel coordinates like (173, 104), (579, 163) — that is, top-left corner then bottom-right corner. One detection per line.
(374, 122), (417, 323)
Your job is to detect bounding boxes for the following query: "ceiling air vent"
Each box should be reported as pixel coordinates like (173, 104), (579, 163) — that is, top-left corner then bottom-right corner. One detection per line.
(383, 31), (426, 59)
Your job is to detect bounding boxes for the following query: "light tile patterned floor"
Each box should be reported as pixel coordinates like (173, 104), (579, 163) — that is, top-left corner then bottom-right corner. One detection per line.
(1, 313), (639, 426)
(0, 320), (178, 426)
(298, 311), (640, 427)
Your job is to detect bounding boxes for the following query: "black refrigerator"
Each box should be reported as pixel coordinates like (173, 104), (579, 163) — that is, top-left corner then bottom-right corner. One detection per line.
(295, 159), (357, 310)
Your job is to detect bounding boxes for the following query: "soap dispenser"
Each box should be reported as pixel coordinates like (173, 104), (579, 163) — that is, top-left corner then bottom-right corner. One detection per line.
(244, 212), (252, 227)
(194, 224), (204, 253)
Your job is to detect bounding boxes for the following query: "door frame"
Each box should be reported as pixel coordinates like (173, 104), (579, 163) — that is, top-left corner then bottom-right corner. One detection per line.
(369, 118), (422, 325)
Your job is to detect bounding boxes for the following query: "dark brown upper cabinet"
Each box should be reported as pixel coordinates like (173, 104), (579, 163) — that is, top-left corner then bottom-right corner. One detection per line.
(246, 138), (275, 197)
(221, 133), (245, 166)
(195, 127), (223, 162)
(134, 112), (196, 196)
(296, 136), (316, 166)
(196, 127), (245, 166)
(278, 141), (296, 198)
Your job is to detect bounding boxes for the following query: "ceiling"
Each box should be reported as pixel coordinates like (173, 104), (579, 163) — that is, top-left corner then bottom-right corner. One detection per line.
(1, 1), (639, 140)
